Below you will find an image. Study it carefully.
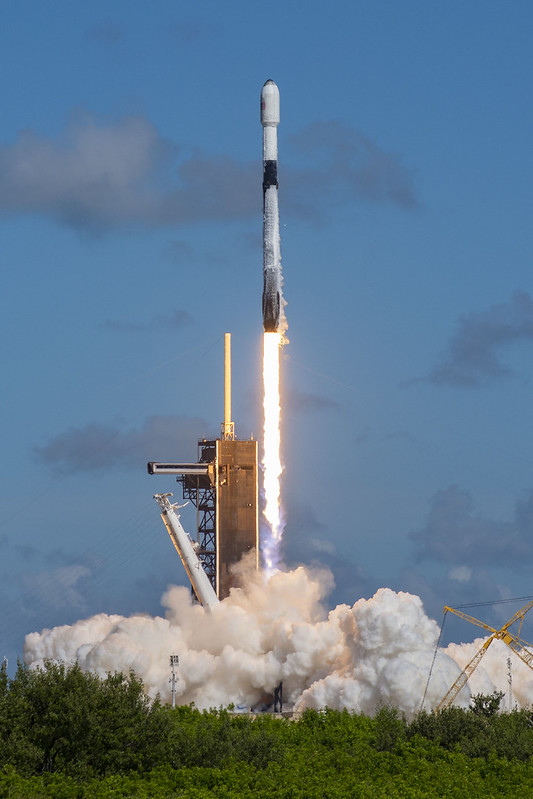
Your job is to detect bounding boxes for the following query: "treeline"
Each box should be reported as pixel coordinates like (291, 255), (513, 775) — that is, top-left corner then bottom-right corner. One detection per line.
(1, 661), (533, 798)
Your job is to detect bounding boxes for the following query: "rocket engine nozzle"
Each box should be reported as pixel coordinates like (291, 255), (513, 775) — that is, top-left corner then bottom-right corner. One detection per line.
(262, 290), (281, 333)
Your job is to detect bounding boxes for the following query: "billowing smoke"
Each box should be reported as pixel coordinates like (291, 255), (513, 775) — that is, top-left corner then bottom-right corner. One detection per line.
(23, 563), (532, 715)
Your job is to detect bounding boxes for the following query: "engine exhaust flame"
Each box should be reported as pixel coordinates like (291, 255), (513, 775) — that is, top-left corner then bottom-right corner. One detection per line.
(262, 332), (283, 573)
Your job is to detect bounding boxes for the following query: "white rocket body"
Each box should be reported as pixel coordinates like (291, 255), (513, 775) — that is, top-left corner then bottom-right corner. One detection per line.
(261, 80), (283, 333)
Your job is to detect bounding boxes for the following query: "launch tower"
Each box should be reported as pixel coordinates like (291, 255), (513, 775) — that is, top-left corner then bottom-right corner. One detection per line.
(148, 334), (259, 600)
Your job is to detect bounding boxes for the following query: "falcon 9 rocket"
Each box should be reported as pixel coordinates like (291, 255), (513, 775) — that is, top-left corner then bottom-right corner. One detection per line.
(261, 80), (283, 333)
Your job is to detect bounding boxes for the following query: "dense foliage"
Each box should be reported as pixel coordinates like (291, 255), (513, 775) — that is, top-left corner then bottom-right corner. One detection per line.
(1, 661), (533, 797)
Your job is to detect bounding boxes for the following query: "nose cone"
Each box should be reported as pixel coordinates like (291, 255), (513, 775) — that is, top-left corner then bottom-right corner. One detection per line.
(261, 80), (280, 126)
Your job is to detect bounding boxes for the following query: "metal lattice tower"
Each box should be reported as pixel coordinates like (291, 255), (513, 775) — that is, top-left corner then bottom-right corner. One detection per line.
(177, 439), (217, 593)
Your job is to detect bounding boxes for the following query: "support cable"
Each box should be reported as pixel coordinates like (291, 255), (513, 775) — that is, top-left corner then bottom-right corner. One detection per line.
(420, 609), (447, 712)
(454, 595), (533, 609)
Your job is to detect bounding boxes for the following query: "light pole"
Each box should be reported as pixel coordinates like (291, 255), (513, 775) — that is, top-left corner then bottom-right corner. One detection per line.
(169, 655), (179, 708)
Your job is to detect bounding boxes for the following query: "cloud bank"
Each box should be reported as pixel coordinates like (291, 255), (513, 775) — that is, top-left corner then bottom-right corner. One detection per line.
(35, 414), (212, 473)
(0, 114), (417, 232)
(427, 291), (533, 387)
(286, 121), (418, 213)
(412, 485), (533, 569)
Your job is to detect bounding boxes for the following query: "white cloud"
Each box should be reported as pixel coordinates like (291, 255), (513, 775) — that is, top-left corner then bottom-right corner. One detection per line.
(448, 566), (472, 584)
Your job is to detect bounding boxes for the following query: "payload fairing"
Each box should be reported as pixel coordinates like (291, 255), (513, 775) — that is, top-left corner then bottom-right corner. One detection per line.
(261, 80), (284, 333)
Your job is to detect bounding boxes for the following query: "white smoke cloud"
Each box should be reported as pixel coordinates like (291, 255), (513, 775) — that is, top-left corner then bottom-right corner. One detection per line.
(296, 588), (464, 715)
(24, 565), (532, 716)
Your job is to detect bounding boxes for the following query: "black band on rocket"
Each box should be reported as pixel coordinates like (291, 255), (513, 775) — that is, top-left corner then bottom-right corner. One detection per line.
(263, 160), (278, 190)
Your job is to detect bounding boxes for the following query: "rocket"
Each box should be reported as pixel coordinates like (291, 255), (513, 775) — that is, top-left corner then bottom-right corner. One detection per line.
(261, 80), (283, 333)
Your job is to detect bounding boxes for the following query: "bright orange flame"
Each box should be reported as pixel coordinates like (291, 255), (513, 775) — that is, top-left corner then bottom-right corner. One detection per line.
(262, 332), (283, 573)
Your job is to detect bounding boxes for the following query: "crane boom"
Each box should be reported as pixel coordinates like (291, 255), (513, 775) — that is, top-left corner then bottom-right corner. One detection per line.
(499, 598), (533, 639)
(501, 631), (533, 670)
(435, 636), (494, 712)
(436, 601), (533, 711)
(443, 606), (496, 635)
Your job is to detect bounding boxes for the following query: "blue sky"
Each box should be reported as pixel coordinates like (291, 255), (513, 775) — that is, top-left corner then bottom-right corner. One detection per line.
(2, 0), (533, 667)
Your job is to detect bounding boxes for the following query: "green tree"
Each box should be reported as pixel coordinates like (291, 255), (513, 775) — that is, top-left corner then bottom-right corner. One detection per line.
(371, 704), (406, 752)
(470, 691), (504, 717)
(0, 661), (170, 777)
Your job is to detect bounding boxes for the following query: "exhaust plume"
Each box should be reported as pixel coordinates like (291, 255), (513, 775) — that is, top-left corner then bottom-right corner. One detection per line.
(262, 332), (284, 573)
(23, 565), (533, 714)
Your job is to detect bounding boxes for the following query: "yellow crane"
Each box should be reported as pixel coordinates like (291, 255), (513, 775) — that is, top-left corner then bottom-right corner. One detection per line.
(435, 599), (533, 712)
